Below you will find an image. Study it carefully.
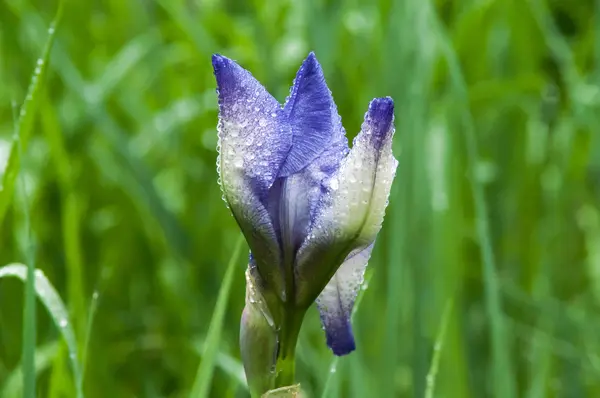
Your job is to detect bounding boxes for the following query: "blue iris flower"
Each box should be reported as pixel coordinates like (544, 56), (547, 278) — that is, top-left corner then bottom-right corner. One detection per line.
(212, 52), (398, 362)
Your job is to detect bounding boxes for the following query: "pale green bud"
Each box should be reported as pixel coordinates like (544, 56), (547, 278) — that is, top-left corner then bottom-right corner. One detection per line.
(240, 267), (279, 397)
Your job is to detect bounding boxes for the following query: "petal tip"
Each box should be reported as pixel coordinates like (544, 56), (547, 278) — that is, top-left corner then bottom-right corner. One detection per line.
(365, 97), (395, 149)
(211, 53), (228, 72)
(300, 51), (322, 75)
(327, 327), (356, 356)
(368, 96), (395, 117)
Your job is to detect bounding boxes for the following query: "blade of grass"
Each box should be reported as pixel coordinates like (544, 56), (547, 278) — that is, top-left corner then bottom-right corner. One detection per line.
(1, 342), (59, 398)
(10, 4), (65, 397)
(81, 290), (100, 384)
(0, 0), (64, 226)
(190, 235), (244, 398)
(0, 264), (83, 398)
(321, 269), (374, 397)
(15, 101), (36, 398)
(40, 92), (87, 343)
(13, 14), (191, 261)
(154, 0), (215, 56)
(194, 339), (247, 389)
(425, 299), (454, 398)
(429, 3), (516, 398)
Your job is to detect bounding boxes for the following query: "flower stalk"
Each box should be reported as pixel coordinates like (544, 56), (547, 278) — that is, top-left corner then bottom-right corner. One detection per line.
(274, 308), (305, 388)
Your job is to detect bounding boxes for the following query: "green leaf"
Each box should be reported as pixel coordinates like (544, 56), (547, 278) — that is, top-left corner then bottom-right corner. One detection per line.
(190, 235), (245, 398)
(0, 263), (83, 398)
(262, 384), (303, 398)
(425, 299), (454, 398)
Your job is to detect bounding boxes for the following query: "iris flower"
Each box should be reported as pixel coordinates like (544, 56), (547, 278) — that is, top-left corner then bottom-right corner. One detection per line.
(212, 52), (398, 394)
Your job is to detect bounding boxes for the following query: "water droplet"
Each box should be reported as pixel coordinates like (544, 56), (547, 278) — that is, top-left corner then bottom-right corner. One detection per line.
(59, 319), (68, 328)
(258, 119), (267, 127)
(330, 178), (339, 191)
(271, 112), (277, 118)
(330, 365), (337, 373)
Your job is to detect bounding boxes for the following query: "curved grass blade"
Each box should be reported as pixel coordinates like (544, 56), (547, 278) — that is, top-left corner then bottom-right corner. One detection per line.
(425, 299), (454, 398)
(191, 235), (244, 398)
(0, 264), (83, 398)
(321, 269), (374, 397)
(262, 384), (302, 397)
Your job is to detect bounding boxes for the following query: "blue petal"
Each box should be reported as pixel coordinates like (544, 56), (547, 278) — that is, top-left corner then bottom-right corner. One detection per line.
(212, 54), (291, 196)
(363, 97), (395, 152)
(316, 243), (374, 356)
(213, 54), (292, 299)
(271, 53), (349, 258)
(294, 97), (397, 306)
(279, 52), (344, 177)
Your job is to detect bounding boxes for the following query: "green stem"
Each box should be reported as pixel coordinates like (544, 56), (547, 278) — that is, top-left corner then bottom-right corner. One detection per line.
(274, 309), (305, 388)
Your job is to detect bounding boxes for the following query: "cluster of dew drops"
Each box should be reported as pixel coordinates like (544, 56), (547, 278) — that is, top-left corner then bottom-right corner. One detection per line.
(215, 87), (283, 208)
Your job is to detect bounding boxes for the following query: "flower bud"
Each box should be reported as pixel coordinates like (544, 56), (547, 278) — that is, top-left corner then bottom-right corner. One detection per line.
(240, 268), (279, 396)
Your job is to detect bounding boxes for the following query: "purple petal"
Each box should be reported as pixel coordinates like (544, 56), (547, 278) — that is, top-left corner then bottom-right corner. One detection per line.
(271, 53), (349, 257)
(363, 97), (394, 152)
(279, 52), (345, 177)
(212, 54), (291, 196)
(316, 243), (374, 356)
(213, 54), (292, 299)
(294, 97), (397, 306)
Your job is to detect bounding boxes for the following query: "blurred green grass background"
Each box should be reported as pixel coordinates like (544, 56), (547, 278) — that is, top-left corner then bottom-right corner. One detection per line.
(1, 0), (600, 397)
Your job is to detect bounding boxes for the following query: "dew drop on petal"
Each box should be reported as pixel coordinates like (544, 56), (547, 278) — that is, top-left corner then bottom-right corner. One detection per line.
(330, 178), (339, 191)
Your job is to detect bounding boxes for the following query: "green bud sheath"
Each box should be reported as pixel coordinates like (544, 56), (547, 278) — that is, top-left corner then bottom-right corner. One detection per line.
(240, 268), (279, 397)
